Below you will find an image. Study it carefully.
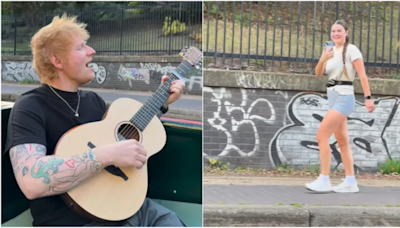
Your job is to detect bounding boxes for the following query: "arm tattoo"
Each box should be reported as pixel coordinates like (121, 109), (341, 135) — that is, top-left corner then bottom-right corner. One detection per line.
(31, 151), (103, 194)
(11, 144), (104, 196)
(10, 144), (46, 175)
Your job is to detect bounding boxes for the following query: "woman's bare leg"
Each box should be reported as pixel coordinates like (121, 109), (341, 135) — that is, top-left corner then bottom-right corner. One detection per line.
(306, 109), (347, 192)
(332, 118), (359, 193)
(317, 109), (347, 175)
(334, 119), (355, 176)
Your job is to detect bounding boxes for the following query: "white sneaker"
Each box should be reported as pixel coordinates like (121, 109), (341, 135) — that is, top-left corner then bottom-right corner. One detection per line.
(332, 180), (359, 193)
(305, 177), (332, 192)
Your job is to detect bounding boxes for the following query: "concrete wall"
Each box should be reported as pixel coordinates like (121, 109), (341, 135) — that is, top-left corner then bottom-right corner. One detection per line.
(1, 93), (202, 122)
(1, 55), (202, 95)
(203, 69), (400, 172)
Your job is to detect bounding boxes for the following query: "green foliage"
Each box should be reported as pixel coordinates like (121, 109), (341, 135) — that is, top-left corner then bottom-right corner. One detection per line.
(19, 79), (37, 84)
(380, 159), (400, 174)
(162, 17), (186, 36)
(208, 158), (229, 171)
(274, 163), (295, 174)
(392, 74), (400, 80)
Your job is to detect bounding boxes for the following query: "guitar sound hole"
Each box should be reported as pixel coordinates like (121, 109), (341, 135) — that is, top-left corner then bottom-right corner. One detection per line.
(117, 123), (141, 141)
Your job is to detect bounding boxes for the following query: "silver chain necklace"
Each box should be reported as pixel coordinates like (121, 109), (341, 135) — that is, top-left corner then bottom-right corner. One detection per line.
(48, 85), (80, 117)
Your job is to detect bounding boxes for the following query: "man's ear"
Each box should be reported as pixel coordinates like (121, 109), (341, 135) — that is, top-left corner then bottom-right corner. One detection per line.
(50, 54), (63, 70)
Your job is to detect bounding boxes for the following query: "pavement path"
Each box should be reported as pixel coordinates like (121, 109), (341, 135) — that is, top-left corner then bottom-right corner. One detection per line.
(204, 175), (400, 206)
(203, 175), (400, 227)
(1, 83), (202, 110)
(204, 175), (400, 187)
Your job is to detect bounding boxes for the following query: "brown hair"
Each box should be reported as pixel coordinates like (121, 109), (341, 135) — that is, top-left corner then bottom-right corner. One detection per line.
(30, 14), (90, 83)
(333, 20), (350, 80)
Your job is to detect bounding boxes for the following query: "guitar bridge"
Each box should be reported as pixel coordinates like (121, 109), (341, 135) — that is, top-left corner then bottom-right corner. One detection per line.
(105, 166), (129, 181)
(87, 141), (129, 181)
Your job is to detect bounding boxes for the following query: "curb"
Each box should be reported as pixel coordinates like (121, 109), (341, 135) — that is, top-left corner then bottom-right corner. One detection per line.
(203, 204), (400, 227)
(1, 93), (202, 122)
(204, 205), (309, 227)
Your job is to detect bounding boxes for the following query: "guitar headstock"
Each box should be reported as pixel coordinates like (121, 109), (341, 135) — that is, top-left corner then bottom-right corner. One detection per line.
(179, 46), (202, 70)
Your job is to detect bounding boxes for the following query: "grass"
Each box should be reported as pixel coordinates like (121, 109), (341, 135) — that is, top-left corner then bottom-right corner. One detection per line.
(2, 25), (202, 55)
(204, 159), (400, 181)
(380, 159), (400, 174)
(203, 2), (400, 75)
(290, 203), (303, 208)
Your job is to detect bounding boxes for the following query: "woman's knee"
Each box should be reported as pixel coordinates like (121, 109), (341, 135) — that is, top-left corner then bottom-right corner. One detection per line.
(316, 130), (329, 144)
(336, 137), (350, 151)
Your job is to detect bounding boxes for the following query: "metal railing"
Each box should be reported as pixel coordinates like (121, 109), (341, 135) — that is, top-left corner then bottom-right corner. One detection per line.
(204, 1), (400, 77)
(1, 2), (202, 56)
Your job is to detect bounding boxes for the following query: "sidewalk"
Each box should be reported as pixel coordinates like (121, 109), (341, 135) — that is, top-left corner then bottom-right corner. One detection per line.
(203, 175), (400, 227)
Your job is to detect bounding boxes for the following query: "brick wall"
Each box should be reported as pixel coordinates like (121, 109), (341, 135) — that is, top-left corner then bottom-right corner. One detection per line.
(1, 56), (202, 95)
(203, 69), (400, 172)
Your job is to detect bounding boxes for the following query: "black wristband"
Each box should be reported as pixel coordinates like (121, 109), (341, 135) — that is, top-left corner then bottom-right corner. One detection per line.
(160, 105), (169, 114)
(365, 96), (371, 100)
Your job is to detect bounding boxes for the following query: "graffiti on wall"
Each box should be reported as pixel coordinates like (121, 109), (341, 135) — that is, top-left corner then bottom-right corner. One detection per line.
(1, 61), (40, 82)
(2, 60), (202, 95)
(140, 63), (175, 76)
(1, 61), (106, 84)
(88, 63), (107, 84)
(203, 87), (400, 171)
(235, 71), (299, 89)
(204, 87), (277, 157)
(114, 62), (202, 91)
(270, 93), (400, 171)
(117, 65), (150, 86)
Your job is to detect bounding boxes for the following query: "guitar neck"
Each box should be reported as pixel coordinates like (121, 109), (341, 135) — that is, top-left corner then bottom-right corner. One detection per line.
(130, 60), (192, 131)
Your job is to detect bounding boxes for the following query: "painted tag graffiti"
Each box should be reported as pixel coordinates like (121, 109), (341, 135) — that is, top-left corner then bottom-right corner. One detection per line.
(203, 87), (400, 171)
(88, 63), (107, 84)
(2, 61), (40, 82)
(269, 93), (400, 171)
(117, 65), (150, 86)
(1, 60), (202, 95)
(204, 87), (276, 157)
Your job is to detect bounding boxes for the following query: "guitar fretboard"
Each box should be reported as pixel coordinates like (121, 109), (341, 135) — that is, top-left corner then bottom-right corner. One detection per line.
(130, 60), (192, 131)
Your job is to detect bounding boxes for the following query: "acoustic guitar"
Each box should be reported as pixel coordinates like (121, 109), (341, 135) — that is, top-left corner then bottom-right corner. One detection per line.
(53, 46), (202, 222)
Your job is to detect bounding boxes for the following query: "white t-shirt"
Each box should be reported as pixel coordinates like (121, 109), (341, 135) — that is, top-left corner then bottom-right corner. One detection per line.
(325, 43), (363, 95)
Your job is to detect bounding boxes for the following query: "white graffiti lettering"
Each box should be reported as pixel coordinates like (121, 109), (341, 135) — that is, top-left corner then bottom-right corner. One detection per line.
(235, 71), (299, 89)
(205, 87), (276, 157)
(139, 62), (175, 75)
(187, 76), (202, 91)
(204, 86), (400, 171)
(2, 61), (40, 82)
(269, 93), (400, 171)
(117, 65), (150, 86)
(88, 63), (107, 84)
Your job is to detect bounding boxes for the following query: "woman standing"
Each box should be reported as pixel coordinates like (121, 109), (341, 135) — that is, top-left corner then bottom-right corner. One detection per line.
(306, 20), (375, 193)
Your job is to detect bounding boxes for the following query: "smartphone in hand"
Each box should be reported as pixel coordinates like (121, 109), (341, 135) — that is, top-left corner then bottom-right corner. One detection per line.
(325, 41), (334, 51)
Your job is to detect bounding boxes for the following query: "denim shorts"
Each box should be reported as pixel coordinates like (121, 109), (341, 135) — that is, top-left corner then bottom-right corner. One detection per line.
(327, 89), (355, 117)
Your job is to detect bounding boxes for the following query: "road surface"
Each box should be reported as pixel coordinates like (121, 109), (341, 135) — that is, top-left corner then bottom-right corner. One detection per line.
(1, 83), (202, 110)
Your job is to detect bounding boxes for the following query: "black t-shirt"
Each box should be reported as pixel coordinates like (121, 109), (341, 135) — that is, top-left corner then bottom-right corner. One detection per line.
(4, 83), (108, 226)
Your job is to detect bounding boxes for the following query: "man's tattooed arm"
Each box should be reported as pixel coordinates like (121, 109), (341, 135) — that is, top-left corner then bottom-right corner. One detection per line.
(9, 143), (109, 200)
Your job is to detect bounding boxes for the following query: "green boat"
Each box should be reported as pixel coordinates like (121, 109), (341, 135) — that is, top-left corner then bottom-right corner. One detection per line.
(1, 101), (203, 227)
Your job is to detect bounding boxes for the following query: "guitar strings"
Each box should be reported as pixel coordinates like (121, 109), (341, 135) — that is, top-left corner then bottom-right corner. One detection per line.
(118, 79), (174, 141)
(118, 59), (193, 144)
(118, 66), (182, 140)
